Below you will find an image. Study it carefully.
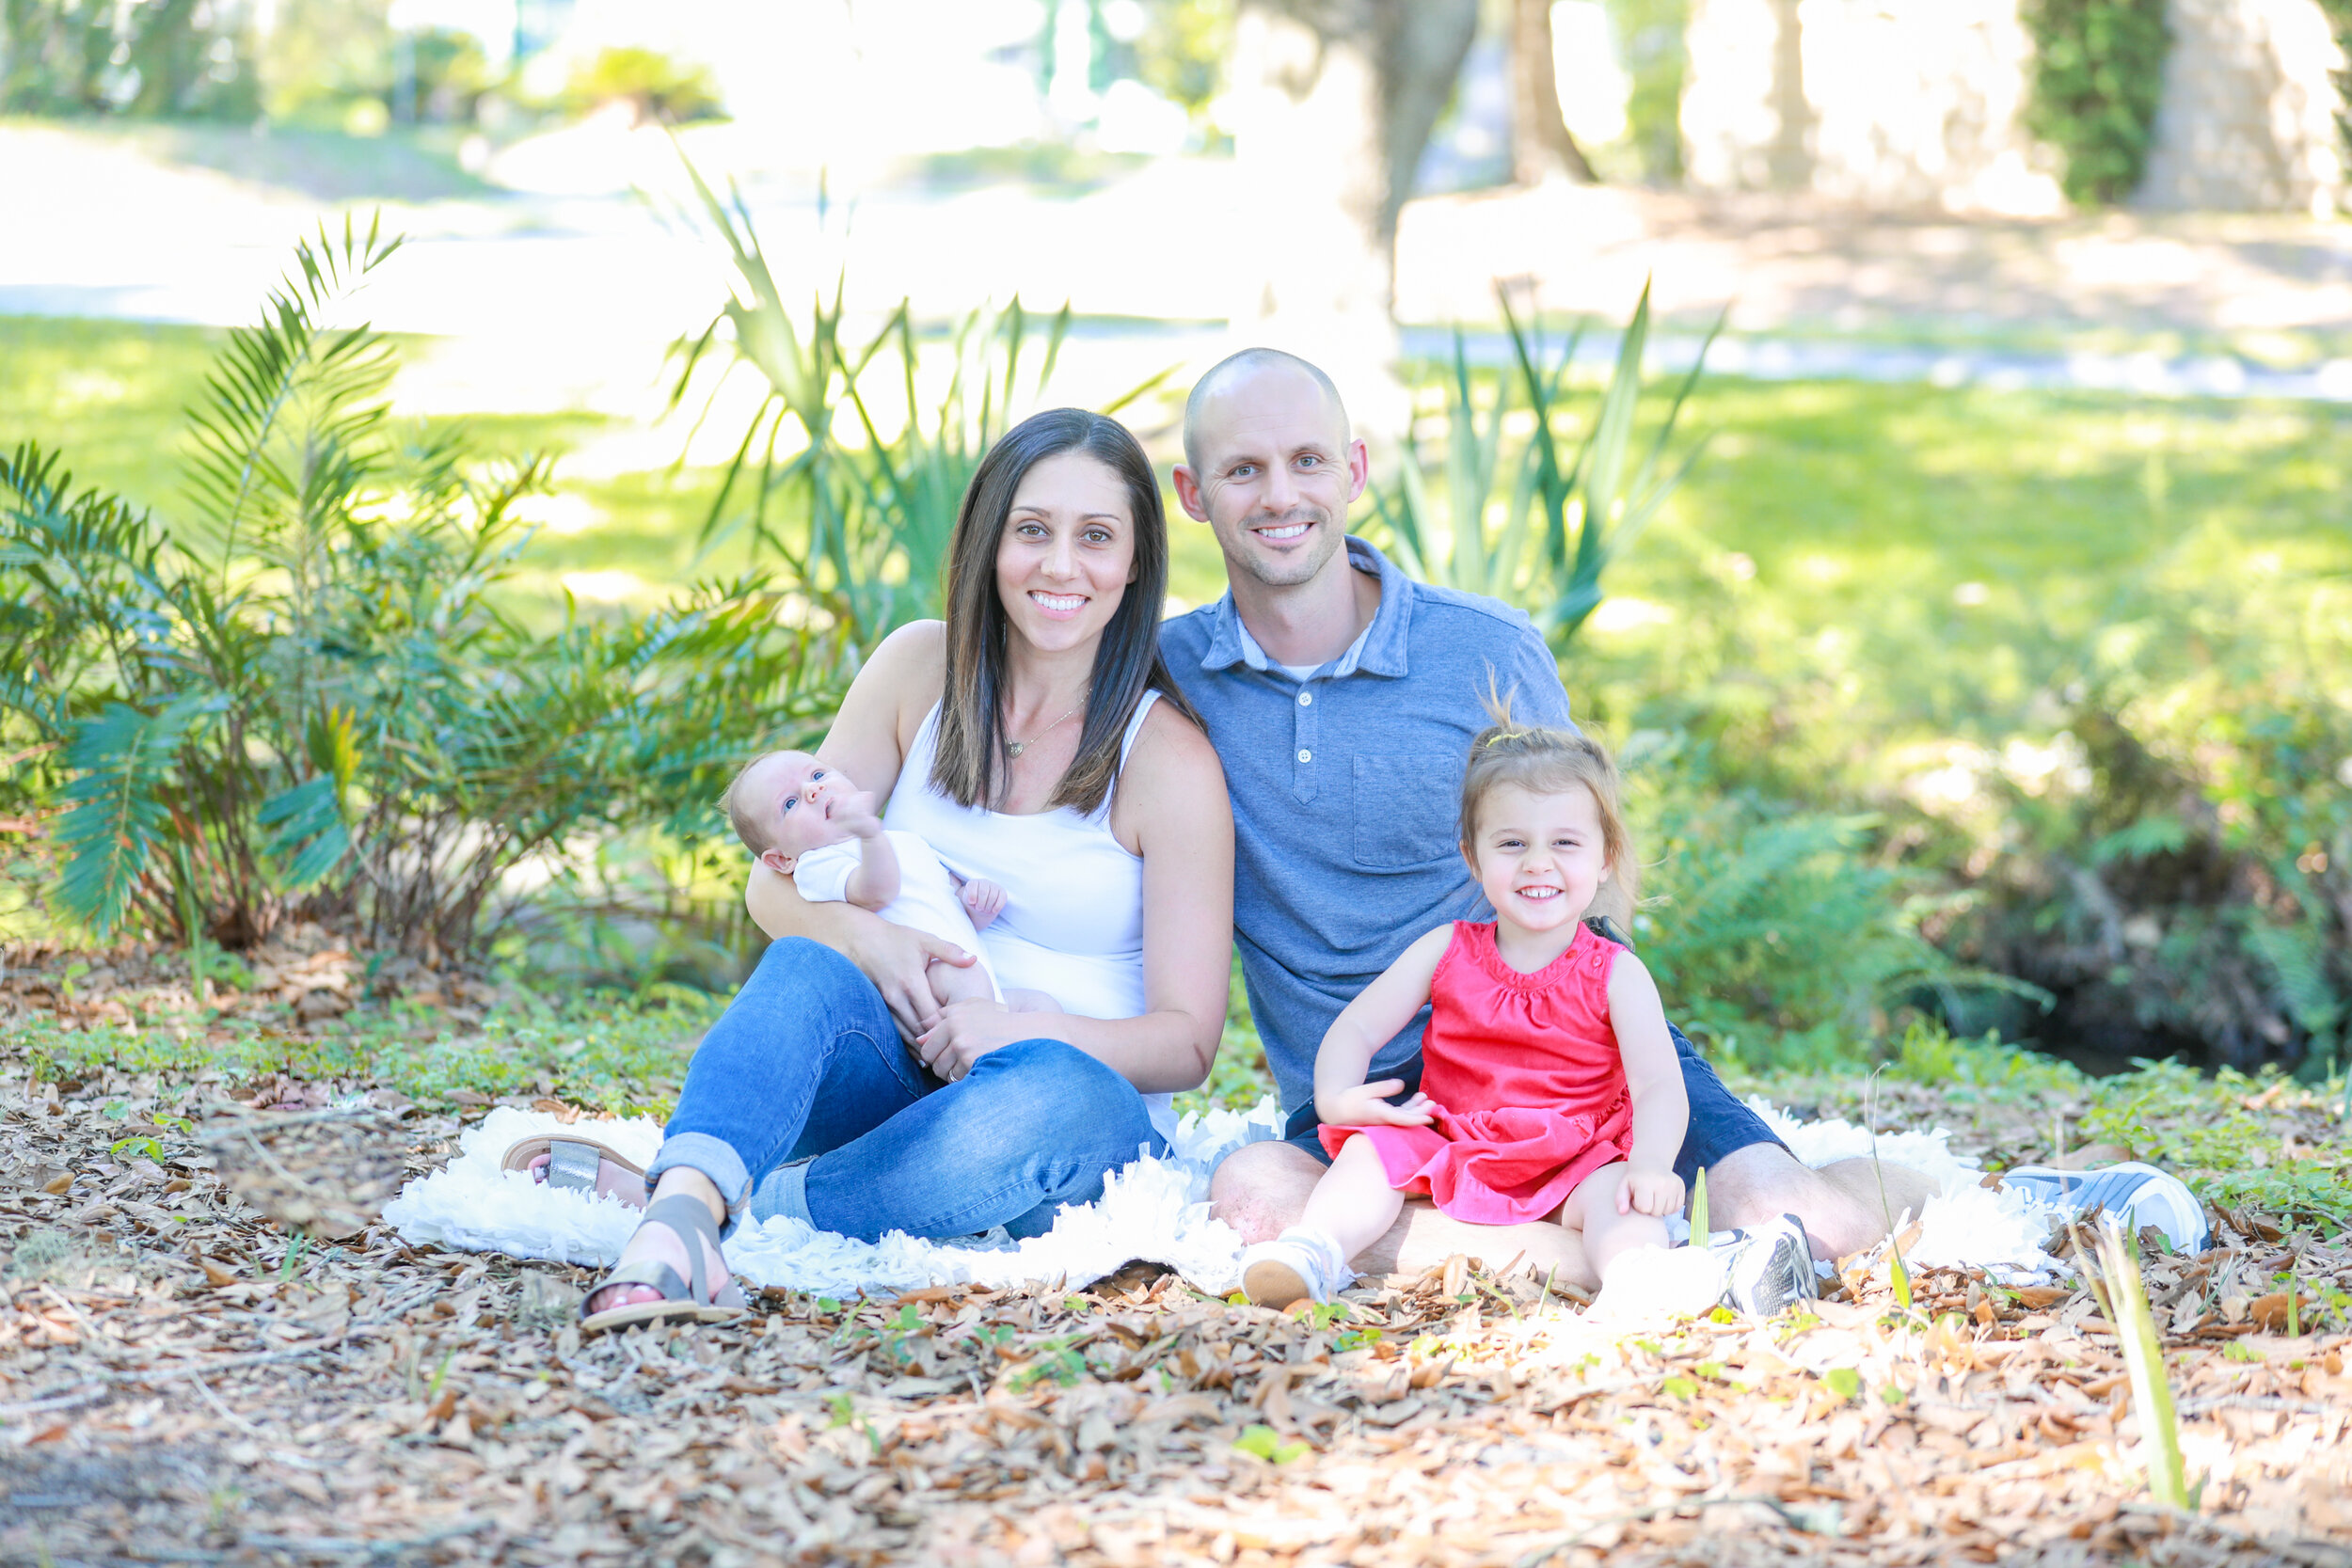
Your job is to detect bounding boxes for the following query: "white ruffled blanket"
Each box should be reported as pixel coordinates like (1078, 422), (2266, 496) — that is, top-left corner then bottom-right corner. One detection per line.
(383, 1097), (2069, 1297)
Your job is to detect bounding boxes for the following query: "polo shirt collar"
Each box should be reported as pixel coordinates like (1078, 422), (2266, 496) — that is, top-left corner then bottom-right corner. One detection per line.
(1197, 536), (1415, 679)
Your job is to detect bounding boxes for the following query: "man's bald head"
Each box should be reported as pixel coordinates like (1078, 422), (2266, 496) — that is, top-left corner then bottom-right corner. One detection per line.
(1182, 348), (1351, 471)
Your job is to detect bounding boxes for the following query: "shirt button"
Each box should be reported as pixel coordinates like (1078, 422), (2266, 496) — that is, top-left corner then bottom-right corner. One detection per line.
(1297, 749), (1311, 763)
(1297, 690), (1312, 705)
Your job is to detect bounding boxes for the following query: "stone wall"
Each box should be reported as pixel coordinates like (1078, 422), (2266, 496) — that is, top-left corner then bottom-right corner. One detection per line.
(2137, 0), (2345, 214)
(1679, 0), (2347, 213)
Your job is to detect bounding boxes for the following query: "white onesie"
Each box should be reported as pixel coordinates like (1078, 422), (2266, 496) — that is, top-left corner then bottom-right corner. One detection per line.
(791, 831), (1003, 1002)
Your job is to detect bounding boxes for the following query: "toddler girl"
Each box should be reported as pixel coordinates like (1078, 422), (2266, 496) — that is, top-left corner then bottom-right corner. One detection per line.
(1239, 715), (1689, 1307)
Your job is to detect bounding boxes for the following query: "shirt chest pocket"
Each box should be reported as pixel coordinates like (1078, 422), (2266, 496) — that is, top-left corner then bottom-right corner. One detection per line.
(1351, 752), (1467, 868)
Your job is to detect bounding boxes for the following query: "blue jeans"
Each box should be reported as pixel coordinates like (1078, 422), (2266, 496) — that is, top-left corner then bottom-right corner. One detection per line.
(647, 938), (1166, 1242)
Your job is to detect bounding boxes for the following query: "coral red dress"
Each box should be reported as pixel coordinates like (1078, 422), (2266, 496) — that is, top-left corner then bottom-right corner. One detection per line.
(1319, 920), (1635, 1225)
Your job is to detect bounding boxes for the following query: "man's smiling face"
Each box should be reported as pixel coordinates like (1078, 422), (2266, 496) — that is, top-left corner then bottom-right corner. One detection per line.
(1176, 362), (1369, 590)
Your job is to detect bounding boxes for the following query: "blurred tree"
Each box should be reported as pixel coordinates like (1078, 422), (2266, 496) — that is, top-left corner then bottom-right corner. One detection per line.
(564, 45), (724, 126)
(1509, 0), (1596, 182)
(2320, 0), (2352, 166)
(255, 0), (391, 125)
(400, 26), (487, 122)
(1129, 0), (1233, 120)
(1225, 0), (1478, 429)
(1, 0), (257, 117)
(2021, 0), (2169, 205)
(0, 0), (113, 112)
(1607, 0), (1685, 182)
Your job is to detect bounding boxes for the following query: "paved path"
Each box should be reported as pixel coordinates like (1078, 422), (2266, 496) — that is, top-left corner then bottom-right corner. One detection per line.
(6, 122), (2350, 419)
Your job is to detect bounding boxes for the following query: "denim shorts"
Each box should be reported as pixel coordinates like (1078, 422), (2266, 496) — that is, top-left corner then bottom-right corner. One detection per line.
(1281, 1022), (1786, 1191)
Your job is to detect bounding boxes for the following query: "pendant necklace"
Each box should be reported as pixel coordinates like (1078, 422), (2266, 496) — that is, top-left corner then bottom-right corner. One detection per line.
(1005, 692), (1086, 759)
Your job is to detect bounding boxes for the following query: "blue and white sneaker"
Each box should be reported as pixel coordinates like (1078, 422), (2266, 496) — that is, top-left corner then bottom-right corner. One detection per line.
(1239, 1227), (1355, 1307)
(1719, 1213), (1819, 1318)
(2001, 1162), (2210, 1254)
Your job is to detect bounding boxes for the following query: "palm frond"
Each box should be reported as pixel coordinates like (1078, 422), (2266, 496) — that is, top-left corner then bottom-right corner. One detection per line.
(183, 212), (402, 578)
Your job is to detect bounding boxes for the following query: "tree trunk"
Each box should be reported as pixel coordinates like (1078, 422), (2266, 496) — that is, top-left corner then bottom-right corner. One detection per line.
(1510, 0), (1597, 183)
(1226, 0), (1480, 433)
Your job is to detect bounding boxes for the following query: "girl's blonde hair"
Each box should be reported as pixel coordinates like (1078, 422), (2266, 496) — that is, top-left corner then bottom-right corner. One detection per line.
(1457, 696), (1639, 927)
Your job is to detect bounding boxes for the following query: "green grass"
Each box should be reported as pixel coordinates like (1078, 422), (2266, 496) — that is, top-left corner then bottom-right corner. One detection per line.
(1553, 379), (2351, 798)
(0, 316), (763, 626)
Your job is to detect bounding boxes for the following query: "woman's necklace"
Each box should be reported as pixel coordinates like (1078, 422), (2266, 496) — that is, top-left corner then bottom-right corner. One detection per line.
(1005, 692), (1086, 759)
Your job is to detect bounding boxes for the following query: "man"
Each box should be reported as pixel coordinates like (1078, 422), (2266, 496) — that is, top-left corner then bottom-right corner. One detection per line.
(1158, 347), (1931, 1310)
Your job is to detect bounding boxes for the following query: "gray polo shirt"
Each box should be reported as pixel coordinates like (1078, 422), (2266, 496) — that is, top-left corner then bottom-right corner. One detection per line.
(1159, 537), (1575, 1115)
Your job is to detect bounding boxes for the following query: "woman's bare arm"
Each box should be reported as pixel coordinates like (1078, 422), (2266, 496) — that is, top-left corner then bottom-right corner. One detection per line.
(913, 699), (1234, 1093)
(745, 623), (971, 1037)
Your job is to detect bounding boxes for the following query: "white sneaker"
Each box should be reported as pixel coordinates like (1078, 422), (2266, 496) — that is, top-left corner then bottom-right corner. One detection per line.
(1721, 1213), (1819, 1318)
(1239, 1227), (1355, 1307)
(2001, 1162), (2210, 1254)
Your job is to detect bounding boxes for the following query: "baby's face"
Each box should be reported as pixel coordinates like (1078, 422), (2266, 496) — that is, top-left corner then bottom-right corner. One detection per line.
(744, 752), (864, 863)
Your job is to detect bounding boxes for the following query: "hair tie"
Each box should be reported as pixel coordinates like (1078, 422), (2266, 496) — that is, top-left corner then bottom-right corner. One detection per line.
(1482, 727), (1530, 749)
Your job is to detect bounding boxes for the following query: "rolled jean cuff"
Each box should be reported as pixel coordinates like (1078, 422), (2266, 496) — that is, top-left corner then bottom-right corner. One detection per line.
(644, 1132), (753, 1234)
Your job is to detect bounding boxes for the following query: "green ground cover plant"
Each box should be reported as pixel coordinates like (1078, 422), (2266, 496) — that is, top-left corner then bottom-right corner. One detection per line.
(20, 986), (711, 1117)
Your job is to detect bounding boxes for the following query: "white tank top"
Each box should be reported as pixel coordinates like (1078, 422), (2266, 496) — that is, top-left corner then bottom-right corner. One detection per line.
(883, 691), (1174, 1142)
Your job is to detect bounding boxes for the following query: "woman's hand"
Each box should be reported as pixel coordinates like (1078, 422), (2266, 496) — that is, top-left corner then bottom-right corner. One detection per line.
(914, 998), (1038, 1082)
(1617, 1167), (1686, 1218)
(1314, 1080), (1436, 1130)
(842, 921), (975, 1044)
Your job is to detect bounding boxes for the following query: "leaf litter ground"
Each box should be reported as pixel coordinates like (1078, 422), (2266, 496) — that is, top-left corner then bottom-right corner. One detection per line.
(4, 951), (2351, 1566)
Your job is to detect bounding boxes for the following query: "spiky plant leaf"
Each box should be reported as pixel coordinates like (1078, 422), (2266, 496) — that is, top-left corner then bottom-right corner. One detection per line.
(54, 697), (207, 935)
(257, 775), (353, 891)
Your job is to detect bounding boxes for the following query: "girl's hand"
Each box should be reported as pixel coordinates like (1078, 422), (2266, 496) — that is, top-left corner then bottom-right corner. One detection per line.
(1315, 1081), (1436, 1129)
(914, 999), (1035, 1082)
(1618, 1168), (1686, 1218)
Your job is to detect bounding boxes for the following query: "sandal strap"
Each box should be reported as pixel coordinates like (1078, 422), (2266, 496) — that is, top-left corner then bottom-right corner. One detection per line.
(545, 1139), (603, 1194)
(642, 1194), (726, 1306)
(591, 1258), (692, 1305)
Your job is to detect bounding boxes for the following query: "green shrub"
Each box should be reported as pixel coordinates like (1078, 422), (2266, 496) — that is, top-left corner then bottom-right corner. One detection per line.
(2021, 0), (2171, 205)
(671, 157), (1170, 654)
(1943, 564), (2352, 1076)
(1, 218), (840, 959)
(565, 46), (724, 125)
(1626, 733), (1979, 1069)
(1370, 280), (1715, 654)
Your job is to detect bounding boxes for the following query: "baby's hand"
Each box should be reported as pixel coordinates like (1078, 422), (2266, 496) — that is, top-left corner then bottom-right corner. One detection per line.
(959, 877), (1008, 929)
(1617, 1168), (1686, 1218)
(834, 791), (884, 838)
(1315, 1080), (1436, 1130)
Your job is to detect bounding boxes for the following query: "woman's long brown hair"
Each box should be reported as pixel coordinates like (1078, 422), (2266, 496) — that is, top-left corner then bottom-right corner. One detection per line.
(930, 407), (1200, 816)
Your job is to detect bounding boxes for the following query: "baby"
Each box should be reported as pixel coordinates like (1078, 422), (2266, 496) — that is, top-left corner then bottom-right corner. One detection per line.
(723, 751), (1057, 1017)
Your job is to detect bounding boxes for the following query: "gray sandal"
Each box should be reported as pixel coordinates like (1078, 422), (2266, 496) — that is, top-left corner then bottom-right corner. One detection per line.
(580, 1194), (747, 1334)
(501, 1132), (647, 1205)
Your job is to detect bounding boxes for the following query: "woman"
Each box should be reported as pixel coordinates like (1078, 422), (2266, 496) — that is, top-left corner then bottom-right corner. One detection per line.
(580, 408), (1234, 1328)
